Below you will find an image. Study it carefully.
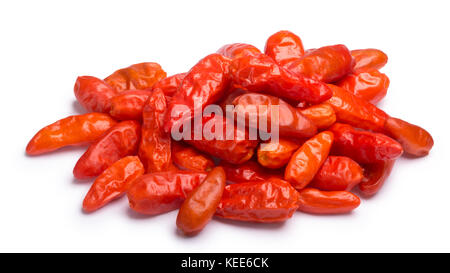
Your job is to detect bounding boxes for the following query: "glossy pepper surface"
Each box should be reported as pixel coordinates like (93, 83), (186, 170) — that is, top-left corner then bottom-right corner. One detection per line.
(351, 49), (388, 73)
(299, 103), (336, 130)
(104, 62), (166, 92)
(264, 30), (304, 66)
(127, 171), (207, 215)
(172, 142), (215, 172)
(217, 43), (261, 59)
(74, 76), (117, 113)
(297, 188), (360, 214)
(109, 90), (152, 120)
(26, 113), (117, 155)
(73, 120), (141, 179)
(83, 156), (144, 212)
(151, 73), (186, 97)
(337, 70), (390, 104)
(221, 160), (281, 184)
(257, 138), (301, 169)
(359, 160), (395, 196)
(176, 167), (226, 235)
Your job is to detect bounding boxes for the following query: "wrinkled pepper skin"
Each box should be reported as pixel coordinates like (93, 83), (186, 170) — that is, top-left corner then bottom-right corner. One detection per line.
(219, 88), (249, 110)
(264, 30), (304, 66)
(164, 54), (231, 133)
(74, 76), (118, 113)
(330, 123), (403, 164)
(257, 138), (301, 169)
(104, 62), (166, 92)
(127, 171), (207, 215)
(337, 70), (390, 104)
(287, 45), (353, 83)
(82, 156), (144, 212)
(217, 43), (261, 59)
(232, 93), (317, 138)
(230, 53), (332, 104)
(73, 120), (140, 179)
(326, 84), (388, 132)
(151, 73), (186, 97)
(138, 90), (171, 173)
(297, 188), (360, 214)
(221, 160), (280, 184)
(285, 131), (334, 190)
(172, 142), (215, 172)
(384, 117), (434, 157)
(299, 103), (336, 130)
(351, 49), (388, 73)
(26, 113), (117, 155)
(185, 115), (258, 164)
(359, 160), (395, 197)
(109, 90), (152, 120)
(309, 156), (363, 191)
(176, 167), (226, 235)
(215, 178), (300, 222)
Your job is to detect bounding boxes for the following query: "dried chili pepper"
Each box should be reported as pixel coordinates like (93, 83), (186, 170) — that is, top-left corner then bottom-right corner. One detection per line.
(74, 76), (118, 113)
(104, 62), (166, 92)
(221, 160), (281, 184)
(83, 156), (144, 212)
(359, 160), (395, 197)
(176, 167), (226, 235)
(109, 90), (152, 120)
(127, 171), (207, 215)
(151, 73), (186, 97)
(351, 49), (388, 73)
(337, 69), (390, 104)
(297, 188), (360, 214)
(215, 178), (300, 222)
(217, 43), (261, 59)
(73, 120), (140, 179)
(257, 138), (301, 169)
(172, 141), (215, 172)
(26, 113), (117, 155)
(264, 30), (304, 66)
(299, 103), (336, 129)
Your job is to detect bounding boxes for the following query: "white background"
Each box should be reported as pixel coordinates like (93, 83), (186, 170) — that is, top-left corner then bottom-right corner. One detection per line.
(1, 0), (449, 252)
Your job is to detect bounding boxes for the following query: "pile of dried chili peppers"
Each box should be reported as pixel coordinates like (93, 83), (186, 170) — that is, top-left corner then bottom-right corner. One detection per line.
(27, 31), (433, 235)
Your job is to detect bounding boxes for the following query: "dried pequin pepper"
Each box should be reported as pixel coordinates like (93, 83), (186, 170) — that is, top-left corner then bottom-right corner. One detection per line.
(127, 171), (207, 215)
(73, 120), (140, 179)
(26, 113), (117, 155)
(109, 90), (152, 120)
(172, 141), (215, 172)
(176, 167), (226, 235)
(257, 138), (301, 169)
(217, 43), (261, 59)
(264, 30), (304, 66)
(83, 156), (144, 212)
(297, 188), (360, 214)
(330, 123), (403, 164)
(359, 160), (395, 197)
(337, 69), (390, 104)
(299, 103), (336, 129)
(285, 131), (334, 190)
(138, 89), (172, 173)
(104, 62), (166, 92)
(151, 73), (186, 97)
(351, 49), (388, 73)
(215, 178), (300, 222)
(74, 76), (118, 113)
(221, 160), (281, 184)
(309, 156), (363, 191)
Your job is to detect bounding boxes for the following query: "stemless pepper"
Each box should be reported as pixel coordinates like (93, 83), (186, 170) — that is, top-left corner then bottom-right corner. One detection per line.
(337, 70), (390, 104)
(217, 43), (261, 59)
(257, 138), (301, 169)
(73, 120), (140, 179)
(26, 113), (117, 155)
(104, 62), (166, 92)
(359, 160), (395, 196)
(215, 178), (300, 222)
(176, 167), (226, 235)
(351, 49), (388, 73)
(109, 90), (152, 120)
(330, 123), (403, 164)
(285, 131), (334, 190)
(219, 88), (249, 110)
(151, 73), (186, 97)
(138, 89), (171, 173)
(309, 156), (363, 191)
(74, 76), (118, 113)
(230, 52), (332, 104)
(232, 93), (317, 138)
(297, 188), (360, 214)
(221, 160), (281, 184)
(127, 171), (207, 215)
(287, 45), (353, 83)
(299, 103), (336, 129)
(82, 156), (144, 212)
(172, 141), (215, 172)
(264, 30), (304, 66)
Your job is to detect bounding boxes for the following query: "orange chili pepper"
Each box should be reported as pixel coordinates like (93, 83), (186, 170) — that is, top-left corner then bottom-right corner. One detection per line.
(109, 90), (152, 120)
(359, 160), (395, 197)
(299, 103), (336, 129)
(264, 30), (304, 66)
(217, 43), (261, 59)
(337, 69), (390, 104)
(172, 142), (215, 172)
(257, 138), (302, 169)
(104, 62), (166, 92)
(297, 188), (360, 214)
(351, 48), (388, 73)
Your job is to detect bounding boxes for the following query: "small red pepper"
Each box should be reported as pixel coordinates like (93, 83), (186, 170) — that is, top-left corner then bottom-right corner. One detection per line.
(264, 30), (304, 66)
(172, 142), (215, 172)
(297, 188), (361, 214)
(109, 90), (152, 120)
(351, 49), (388, 73)
(299, 103), (336, 130)
(337, 69), (390, 104)
(217, 43), (261, 59)
(359, 160), (395, 197)
(257, 138), (301, 169)
(151, 73), (186, 97)
(221, 160), (281, 184)
(74, 76), (118, 113)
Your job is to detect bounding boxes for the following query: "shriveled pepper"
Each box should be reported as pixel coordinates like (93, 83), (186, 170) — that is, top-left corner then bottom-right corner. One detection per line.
(257, 138), (301, 169)
(359, 160), (395, 197)
(264, 30), (304, 66)
(309, 156), (363, 191)
(176, 167), (226, 235)
(285, 131), (334, 190)
(127, 171), (207, 215)
(73, 120), (140, 179)
(104, 62), (166, 92)
(299, 103), (336, 129)
(109, 90), (152, 120)
(221, 160), (281, 184)
(217, 43), (261, 59)
(351, 49), (388, 73)
(82, 156), (144, 212)
(74, 76), (118, 113)
(215, 178), (300, 222)
(297, 188), (360, 214)
(26, 113), (117, 155)
(330, 123), (403, 164)
(172, 141), (215, 172)
(151, 73), (186, 97)
(337, 69), (390, 104)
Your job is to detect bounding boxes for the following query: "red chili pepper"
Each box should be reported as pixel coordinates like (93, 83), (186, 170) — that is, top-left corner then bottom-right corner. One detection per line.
(219, 88), (249, 110)
(74, 76), (118, 113)
(104, 62), (166, 92)
(299, 103), (336, 130)
(176, 167), (226, 235)
(257, 138), (301, 169)
(73, 120), (140, 179)
(285, 131), (334, 190)
(264, 30), (304, 66)
(172, 141), (215, 172)
(359, 160), (395, 197)
(82, 156), (144, 212)
(217, 43), (261, 59)
(337, 69), (390, 104)
(221, 160), (281, 184)
(309, 156), (363, 191)
(351, 49), (388, 73)
(151, 73), (186, 97)
(127, 171), (207, 215)
(109, 90), (152, 120)
(297, 188), (360, 214)
(26, 113), (117, 155)
(215, 178), (300, 222)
